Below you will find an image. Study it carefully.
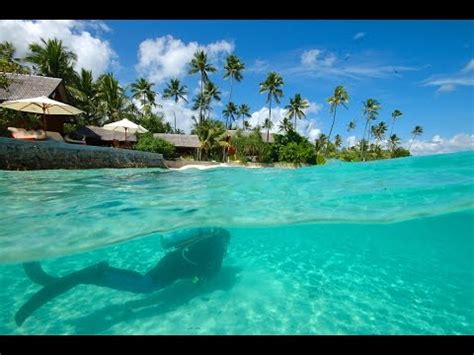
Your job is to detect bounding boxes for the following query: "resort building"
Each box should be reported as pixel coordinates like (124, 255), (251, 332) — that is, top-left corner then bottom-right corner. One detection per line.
(71, 126), (137, 147)
(0, 73), (72, 133)
(154, 133), (201, 157)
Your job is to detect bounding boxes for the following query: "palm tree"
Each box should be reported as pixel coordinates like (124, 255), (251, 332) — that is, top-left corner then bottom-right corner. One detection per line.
(163, 78), (188, 132)
(244, 121), (252, 130)
(389, 109), (403, 137)
(192, 119), (226, 161)
(223, 54), (244, 103)
(361, 98), (381, 161)
(68, 68), (99, 125)
(130, 78), (156, 118)
(388, 134), (401, 153)
(259, 72), (284, 136)
(409, 125), (423, 150)
(334, 134), (343, 149)
(192, 93), (210, 120)
(315, 133), (328, 153)
(188, 50), (217, 121)
(371, 121), (388, 152)
(24, 38), (77, 85)
(0, 41), (16, 62)
(326, 85), (349, 153)
(0, 41), (24, 67)
(237, 104), (251, 130)
(278, 117), (293, 133)
(222, 102), (238, 129)
(263, 118), (274, 143)
(95, 73), (128, 124)
(203, 81), (221, 119)
(347, 121), (356, 132)
(0, 41), (29, 89)
(285, 93), (309, 130)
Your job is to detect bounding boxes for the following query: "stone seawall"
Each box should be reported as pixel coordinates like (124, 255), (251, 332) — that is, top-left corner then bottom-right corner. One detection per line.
(0, 137), (166, 170)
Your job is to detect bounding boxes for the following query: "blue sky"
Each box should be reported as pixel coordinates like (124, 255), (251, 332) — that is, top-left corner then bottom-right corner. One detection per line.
(1, 20), (473, 154)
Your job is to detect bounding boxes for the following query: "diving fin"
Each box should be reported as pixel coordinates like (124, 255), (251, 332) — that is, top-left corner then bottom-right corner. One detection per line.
(22, 262), (58, 286)
(15, 261), (108, 326)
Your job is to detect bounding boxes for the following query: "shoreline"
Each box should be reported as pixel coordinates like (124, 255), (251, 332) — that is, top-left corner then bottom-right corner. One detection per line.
(164, 160), (305, 170)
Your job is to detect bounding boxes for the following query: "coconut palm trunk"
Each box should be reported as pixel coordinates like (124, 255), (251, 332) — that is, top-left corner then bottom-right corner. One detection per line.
(325, 106), (337, 154)
(229, 76), (234, 103)
(389, 117), (395, 137)
(200, 73), (204, 122)
(409, 134), (417, 150)
(361, 119), (370, 162)
(267, 96), (272, 143)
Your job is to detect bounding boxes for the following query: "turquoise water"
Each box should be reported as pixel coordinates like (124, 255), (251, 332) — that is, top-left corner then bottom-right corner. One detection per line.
(0, 151), (473, 334)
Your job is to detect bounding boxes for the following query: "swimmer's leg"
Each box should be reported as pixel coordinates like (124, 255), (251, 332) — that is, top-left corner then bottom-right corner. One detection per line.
(23, 262), (58, 286)
(15, 262), (160, 326)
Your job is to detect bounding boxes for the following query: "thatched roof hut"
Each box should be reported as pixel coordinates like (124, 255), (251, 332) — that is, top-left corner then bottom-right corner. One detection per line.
(0, 73), (67, 102)
(153, 133), (200, 148)
(73, 126), (137, 143)
(0, 73), (72, 133)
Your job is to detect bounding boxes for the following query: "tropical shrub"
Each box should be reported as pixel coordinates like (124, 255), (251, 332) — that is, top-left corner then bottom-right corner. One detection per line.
(278, 141), (316, 165)
(232, 128), (272, 163)
(134, 132), (175, 158)
(391, 147), (411, 158)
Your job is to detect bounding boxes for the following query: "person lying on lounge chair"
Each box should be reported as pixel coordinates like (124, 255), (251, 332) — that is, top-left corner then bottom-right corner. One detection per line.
(15, 227), (230, 326)
(8, 127), (47, 140)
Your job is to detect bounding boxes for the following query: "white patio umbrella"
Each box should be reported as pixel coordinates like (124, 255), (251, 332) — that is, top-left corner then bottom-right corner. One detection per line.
(0, 96), (83, 131)
(103, 118), (148, 141)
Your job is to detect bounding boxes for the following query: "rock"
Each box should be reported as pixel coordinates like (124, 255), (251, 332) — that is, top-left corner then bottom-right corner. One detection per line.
(0, 137), (166, 170)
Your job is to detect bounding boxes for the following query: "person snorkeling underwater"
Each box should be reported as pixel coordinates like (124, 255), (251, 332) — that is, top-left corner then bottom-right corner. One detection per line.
(15, 227), (231, 326)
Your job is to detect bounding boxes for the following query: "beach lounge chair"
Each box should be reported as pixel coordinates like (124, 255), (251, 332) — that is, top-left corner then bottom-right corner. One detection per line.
(45, 131), (65, 143)
(8, 127), (47, 140)
(63, 133), (86, 145)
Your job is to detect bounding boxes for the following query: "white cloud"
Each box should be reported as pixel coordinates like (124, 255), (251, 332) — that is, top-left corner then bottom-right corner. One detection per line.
(293, 48), (417, 80)
(248, 106), (286, 132)
(407, 133), (474, 156)
(305, 123), (322, 142)
(75, 20), (112, 34)
(353, 32), (366, 40)
(423, 58), (474, 93)
(301, 49), (336, 68)
(152, 96), (199, 134)
(206, 40), (234, 56)
(0, 20), (116, 77)
(247, 59), (269, 73)
(301, 49), (321, 66)
(436, 84), (456, 93)
(136, 35), (234, 85)
(346, 135), (358, 147)
(248, 101), (322, 140)
(462, 58), (474, 72)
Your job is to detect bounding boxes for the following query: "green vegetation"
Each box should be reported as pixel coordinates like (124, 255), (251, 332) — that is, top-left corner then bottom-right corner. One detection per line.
(232, 128), (272, 163)
(191, 119), (227, 161)
(326, 85), (349, 154)
(259, 72), (284, 142)
(162, 78), (188, 133)
(0, 38), (424, 166)
(285, 93), (309, 130)
(134, 132), (175, 158)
